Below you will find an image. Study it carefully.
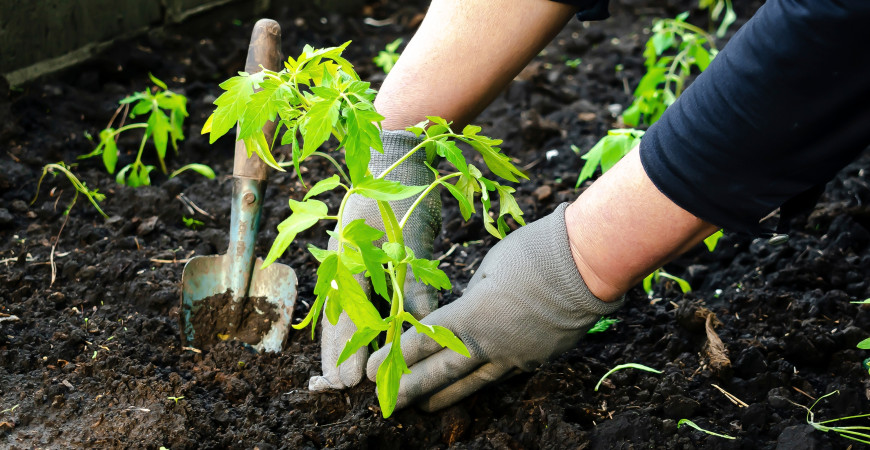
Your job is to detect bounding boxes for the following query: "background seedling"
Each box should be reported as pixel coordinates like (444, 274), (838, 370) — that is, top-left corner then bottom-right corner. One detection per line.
(167, 396), (184, 405)
(80, 73), (213, 187)
(204, 42), (528, 417)
(643, 268), (692, 298)
(678, 419), (736, 440)
(595, 363), (661, 391)
(793, 391), (870, 445)
(33, 162), (108, 218)
(182, 216), (204, 230)
(373, 38), (403, 74)
(586, 317), (619, 334)
(698, 0), (736, 38)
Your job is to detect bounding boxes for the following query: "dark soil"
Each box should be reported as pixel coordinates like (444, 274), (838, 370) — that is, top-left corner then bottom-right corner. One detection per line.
(188, 291), (278, 350)
(3, 1), (870, 448)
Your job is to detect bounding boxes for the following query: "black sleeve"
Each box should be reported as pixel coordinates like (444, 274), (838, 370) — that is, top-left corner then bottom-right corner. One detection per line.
(550, 0), (610, 21)
(639, 0), (870, 235)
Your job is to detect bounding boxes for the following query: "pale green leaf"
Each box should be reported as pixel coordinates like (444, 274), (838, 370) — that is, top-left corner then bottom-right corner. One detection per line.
(353, 177), (427, 201)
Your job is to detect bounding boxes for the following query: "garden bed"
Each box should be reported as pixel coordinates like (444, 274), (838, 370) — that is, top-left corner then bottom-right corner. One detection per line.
(2, 0), (869, 448)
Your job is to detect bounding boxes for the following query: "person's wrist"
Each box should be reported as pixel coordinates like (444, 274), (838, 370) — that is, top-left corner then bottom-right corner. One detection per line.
(564, 203), (625, 303)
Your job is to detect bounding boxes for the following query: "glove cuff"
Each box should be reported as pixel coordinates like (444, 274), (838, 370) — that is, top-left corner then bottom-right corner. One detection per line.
(545, 203), (625, 318)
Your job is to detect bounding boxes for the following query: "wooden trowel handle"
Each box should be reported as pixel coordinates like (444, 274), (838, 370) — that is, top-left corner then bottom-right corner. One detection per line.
(233, 19), (283, 181)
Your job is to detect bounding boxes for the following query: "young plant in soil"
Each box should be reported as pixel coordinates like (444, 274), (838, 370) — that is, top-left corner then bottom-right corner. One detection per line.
(33, 162), (108, 219)
(81, 73), (214, 186)
(373, 38), (403, 74)
(594, 363), (661, 391)
(794, 390), (870, 445)
(203, 42), (528, 417)
(677, 419), (736, 440)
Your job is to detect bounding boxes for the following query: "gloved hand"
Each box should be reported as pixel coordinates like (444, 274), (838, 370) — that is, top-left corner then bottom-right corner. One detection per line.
(366, 203), (625, 411)
(308, 130), (442, 391)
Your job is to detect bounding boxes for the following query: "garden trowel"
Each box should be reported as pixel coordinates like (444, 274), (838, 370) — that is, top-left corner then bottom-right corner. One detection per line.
(180, 19), (297, 352)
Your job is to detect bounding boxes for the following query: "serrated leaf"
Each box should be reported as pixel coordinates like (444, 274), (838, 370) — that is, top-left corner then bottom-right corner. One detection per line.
(382, 242), (412, 264)
(238, 77), (289, 140)
(435, 139), (469, 177)
(293, 254), (337, 337)
(441, 179), (474, 221)
(337, 327), (381, 365)
(343, 107), (384, 184)
(304, 174), (341, 201)
(307, 244), (335, 262)
(209, 74), (257, 143)
(301, 95), (340, 157)
(354, 177), (427, 201)
(400, 312), (470, 357)
(408, 258), (451, 291)
(495, 184), (525, 227)
(467, 140), (526, 182)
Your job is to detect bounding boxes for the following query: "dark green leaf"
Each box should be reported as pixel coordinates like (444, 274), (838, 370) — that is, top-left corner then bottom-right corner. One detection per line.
(435, 139), (469, 177)
(467, 140), (526, 182)
(441, 180), (474, 221)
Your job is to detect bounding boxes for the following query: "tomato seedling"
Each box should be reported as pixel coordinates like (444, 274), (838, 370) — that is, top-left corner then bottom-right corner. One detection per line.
(373, 38), (403, 74)
(33, 162), (108, 218)
(203, 42), (528, 417)
(81, 73), (213, 187)
(698, 0), (736, 38)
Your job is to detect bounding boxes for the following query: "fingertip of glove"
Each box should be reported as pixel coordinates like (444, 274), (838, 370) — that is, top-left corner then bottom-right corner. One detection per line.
(308, 374), (344, 392)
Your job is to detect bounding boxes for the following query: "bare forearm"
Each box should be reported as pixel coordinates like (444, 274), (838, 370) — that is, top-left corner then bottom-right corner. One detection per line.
(376, 0), (577, 130)
(566, 148), (720, 302)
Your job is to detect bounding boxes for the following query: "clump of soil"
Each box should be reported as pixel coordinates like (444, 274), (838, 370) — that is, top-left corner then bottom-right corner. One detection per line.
(188, 290), (279, 349)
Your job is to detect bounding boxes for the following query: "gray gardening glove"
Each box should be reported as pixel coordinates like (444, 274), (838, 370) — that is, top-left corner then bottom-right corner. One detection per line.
(309, 130), (442, 391)
(366, 203), (624, 411)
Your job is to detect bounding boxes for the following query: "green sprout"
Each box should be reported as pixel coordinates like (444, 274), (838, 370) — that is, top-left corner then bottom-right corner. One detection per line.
(586, 317), (619, 335)
(80, 73), (212, 187)
(565, 57), (583, 68)
(595, 363), (662, 391)
(678, 419), (736, 440)
(33, 162), (108, 218)
(643, 268), (692, 297)
(373, 38), (403, 74)
(168, 396), (184, 405)
(795, 391), (870, 445)
(182, 216), (204, 230)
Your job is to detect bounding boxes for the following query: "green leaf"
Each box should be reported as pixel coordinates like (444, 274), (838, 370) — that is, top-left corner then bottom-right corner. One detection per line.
(435, 139), (469, 177)
(587, 317), (620, 334)
(209, 74), (257, 143)
(304, 174), (341, 201)
(169, 163), (215, 179)
(377, 329), (410, 418)
(408, 258), (451, 291)
(148, 73), (168, 90)
(651, 31), (675, 55)
(343, 219), (389, 299)
(238, 77), (289, 140)
(703, 229), (724, 252)
(382, 242), (412, 264)
(334, 261), (388, 331)
(677, 419), (736, 440)
(467, 139), (527, 182)
(262, 199), (329, 267)
(353, 176), (427, 201)
(858, 338), (870, 350)
(300, 89), (341, 158)
(294, 253), (338, 337)
(595, 363), (662, 391)
(495, 184), (525, 227)
(307, 244), (335, 262)
(643, 271), (656, 296)
(147, 108), (171, 165)
(99, 129), (118, 174)
(441, 179), (474, 221)
(343, 107), (384, 184)
(400, 312), (470, 358)
(337, 327), (381, 365)
(658, 271), (692, 293)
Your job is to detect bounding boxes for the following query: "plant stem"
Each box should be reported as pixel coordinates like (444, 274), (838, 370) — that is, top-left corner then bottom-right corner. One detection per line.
(313, 151), (351, 185)
(399, 173), (462, 228)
